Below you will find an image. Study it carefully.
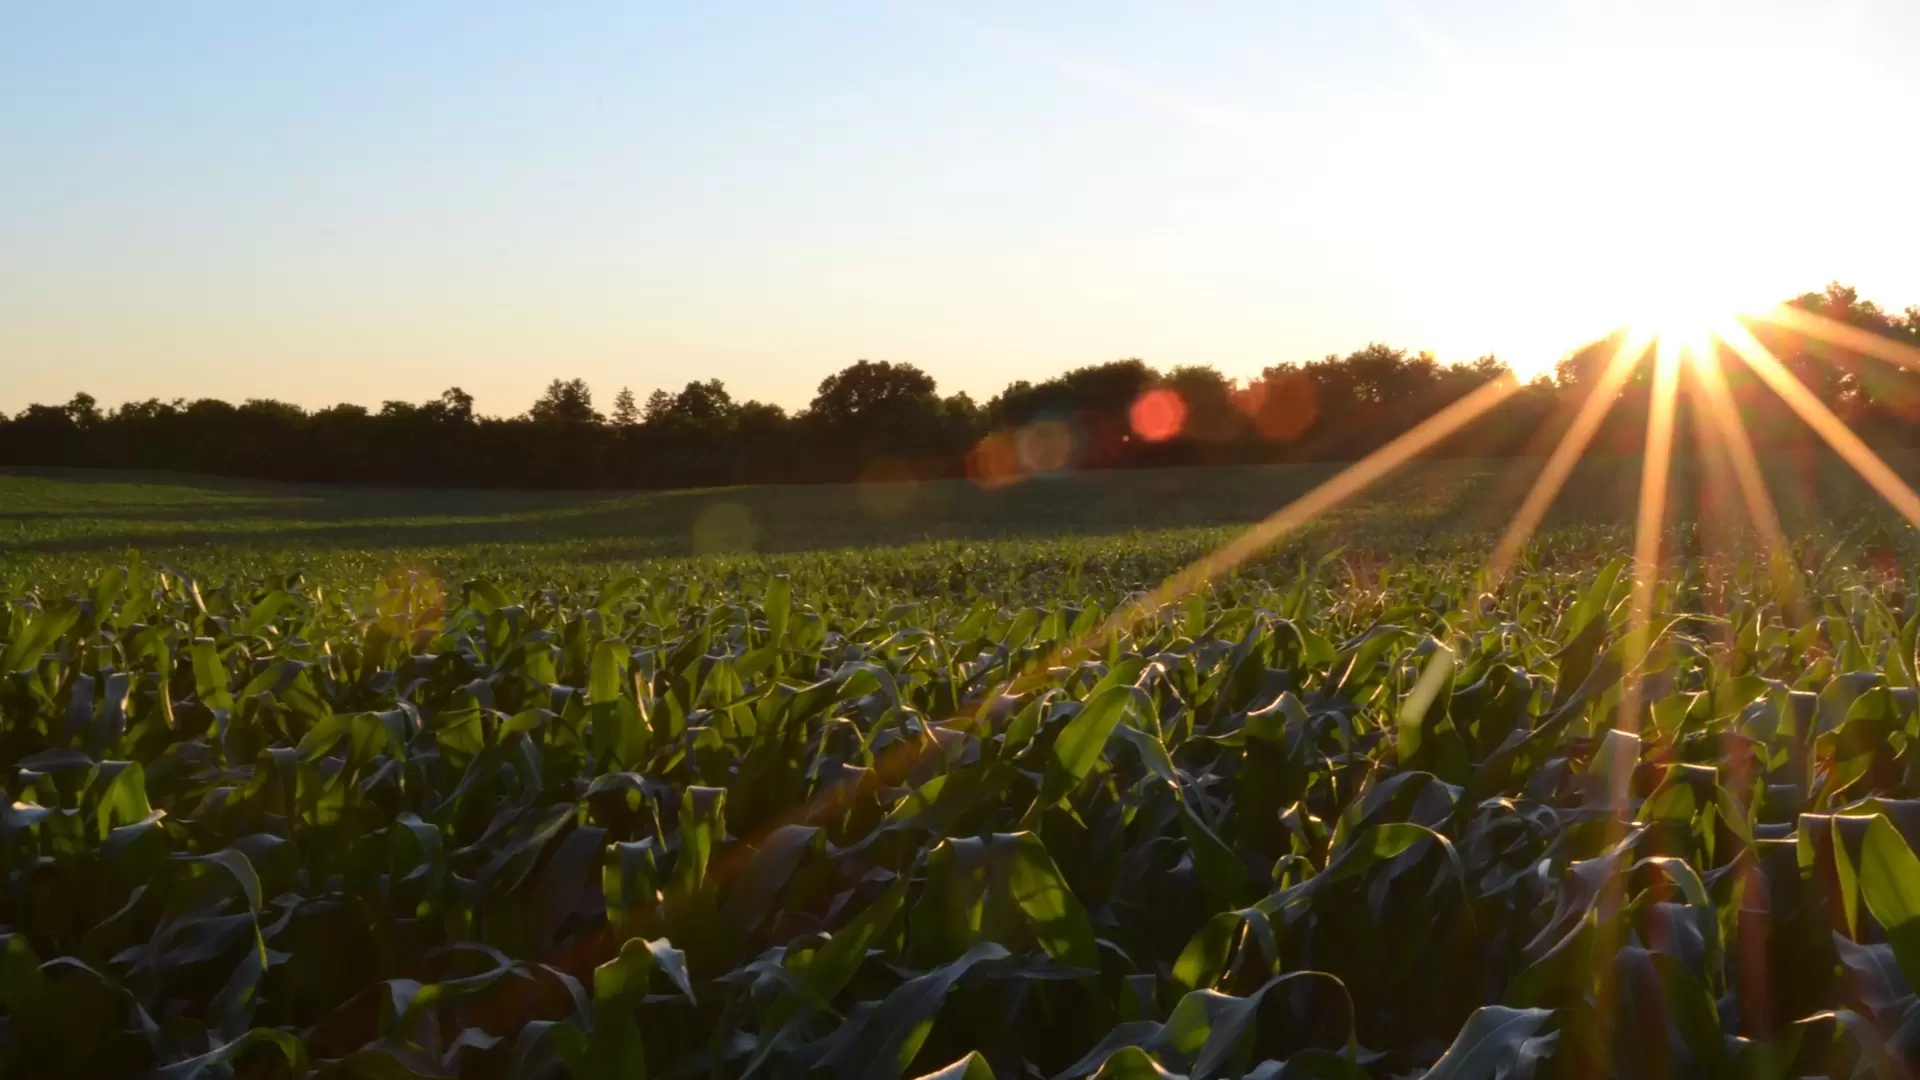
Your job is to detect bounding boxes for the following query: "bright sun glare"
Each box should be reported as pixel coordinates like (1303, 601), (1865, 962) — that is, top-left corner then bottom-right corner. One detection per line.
(1635, 296), (1731, 366)
(1615, 258), (1753, 369)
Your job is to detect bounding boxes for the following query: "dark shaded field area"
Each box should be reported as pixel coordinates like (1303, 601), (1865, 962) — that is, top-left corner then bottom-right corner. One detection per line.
(2, 449), (1907, 567)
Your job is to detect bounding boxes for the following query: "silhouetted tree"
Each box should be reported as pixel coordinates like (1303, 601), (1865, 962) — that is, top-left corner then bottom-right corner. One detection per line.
(808, 361), (937, 427)
(8, 282), (1918, 490)
(67, 393), (101, 429)
(433, 387), (475, 424)
(529, 379), (600, 426)
(987, 359), (1158, 468)
(646, 380), (734, 425)
(611, 387), (639, 427)
(1162, 365), (1241, 444)
(801, 361), (977, 479)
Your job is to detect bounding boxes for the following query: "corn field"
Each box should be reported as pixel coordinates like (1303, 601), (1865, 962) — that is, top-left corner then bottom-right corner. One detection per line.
(7, 526), (1920, 1078)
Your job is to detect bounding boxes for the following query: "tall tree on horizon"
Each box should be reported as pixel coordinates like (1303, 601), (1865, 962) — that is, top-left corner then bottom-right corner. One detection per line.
(529, 378), (600, 426)
(611, 387), (639, 427)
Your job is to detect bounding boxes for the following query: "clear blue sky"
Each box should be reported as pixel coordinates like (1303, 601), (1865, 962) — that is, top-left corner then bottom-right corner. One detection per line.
(5, 1), (1918, 417)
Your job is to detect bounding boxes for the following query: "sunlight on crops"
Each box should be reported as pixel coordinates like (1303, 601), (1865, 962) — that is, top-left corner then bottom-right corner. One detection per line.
(12, 304), (1920, 1076)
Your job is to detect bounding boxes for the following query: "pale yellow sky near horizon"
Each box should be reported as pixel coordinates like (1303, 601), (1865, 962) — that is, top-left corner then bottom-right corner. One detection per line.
(4, 2), (1917, 418)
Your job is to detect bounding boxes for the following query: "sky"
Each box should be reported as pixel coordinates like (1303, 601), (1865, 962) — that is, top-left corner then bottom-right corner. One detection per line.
(5, 1), (1919, 417)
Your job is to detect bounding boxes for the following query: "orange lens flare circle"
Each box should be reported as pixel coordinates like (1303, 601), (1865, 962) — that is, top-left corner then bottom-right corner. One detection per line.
(1129, 388), (1187, 442)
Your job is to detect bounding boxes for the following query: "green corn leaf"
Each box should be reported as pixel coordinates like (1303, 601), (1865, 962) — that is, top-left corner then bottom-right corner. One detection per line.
(1007, 831), (1098, 969)
(1858, 813), (1920, 991)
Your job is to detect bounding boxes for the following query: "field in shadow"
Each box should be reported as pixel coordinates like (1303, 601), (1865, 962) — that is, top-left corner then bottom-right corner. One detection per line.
(2, 451), (1905, 563)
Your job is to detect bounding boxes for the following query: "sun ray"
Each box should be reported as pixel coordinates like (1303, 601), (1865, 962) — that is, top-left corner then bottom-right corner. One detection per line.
(1719, 319), (1920, 528)
(1614, 337), (1683, 739)
(1098, 373), (1522, 640)
(701, 307), (1900, 891)
(707, 372), (1523, 876)
(1487, 329), (1653, 587)
(1684, 336), (1805, 612)
(1756, 303), (1920, 374)
(1682, 405), (1739, 634)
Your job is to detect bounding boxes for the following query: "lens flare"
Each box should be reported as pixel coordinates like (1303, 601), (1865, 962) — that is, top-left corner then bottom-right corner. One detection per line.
(1014, 419), (1076, 473)
(1757, 303), (1920, 375)
(1100, 374), (1520, 641)
(1488, 330), (1652, 586)
(1236, 372), (1317, 442)
(1615, 335), (1683, 737)
(1720, 320), (1920, 528)
(1682, 335), (1803, 611)
(719, 291), (1920, 921)
(1129, 388), (1187, 442)
(966, 432), (1021, 489)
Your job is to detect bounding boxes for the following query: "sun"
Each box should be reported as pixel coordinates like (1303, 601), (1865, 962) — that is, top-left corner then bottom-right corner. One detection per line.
(1619, 276), (1746, 368)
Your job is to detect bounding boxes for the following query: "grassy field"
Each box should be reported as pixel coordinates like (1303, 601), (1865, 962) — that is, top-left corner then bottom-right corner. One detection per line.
(8, 456), (1920, 1078)
(2, 449), (1902, 570)
(0, 460), (1488, 559)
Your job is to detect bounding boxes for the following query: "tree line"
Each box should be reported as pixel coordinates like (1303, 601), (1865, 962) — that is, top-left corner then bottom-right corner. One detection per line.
(4, 284), (1917, 491)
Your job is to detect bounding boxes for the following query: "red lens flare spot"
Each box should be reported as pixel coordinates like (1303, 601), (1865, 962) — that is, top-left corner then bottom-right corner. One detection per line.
(1129, 388), (1186, 442)
(966, 433), (1020, 489)
(1236, 372), (1316, 442)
